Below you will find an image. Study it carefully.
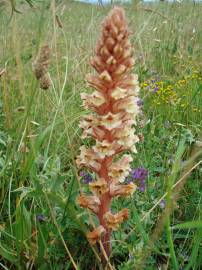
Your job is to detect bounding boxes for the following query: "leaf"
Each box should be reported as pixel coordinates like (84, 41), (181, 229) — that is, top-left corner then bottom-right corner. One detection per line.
(173, 220), (202, 230)
(15, 204), (32, 245)
(185, 228), (202, 270)
(22, 205), (32, 241)
(0, 244), (17, 263)
(22, 125), (52, 178)
(9, 0), (34, 14)
(50, 174), (66, 191)
(36, 223), (49, 266)
(0, 137), (6, 146)
(9, 0), (21, 13)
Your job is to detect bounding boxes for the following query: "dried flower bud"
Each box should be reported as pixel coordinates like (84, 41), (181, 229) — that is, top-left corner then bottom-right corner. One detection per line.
(104, 209), (129, 230)
(108, 154), (132, 182)
(93, 140), (117, 158)
(138, 133), (144, 142)
(18, 142), (29, 153)
(81, 91), (106, 109)
(110, 182), (136, 197)
(77, 194), (100, 214)
(99, 70), (112, 82)
(33, 44), (50, 79)
(0, 67), (6, 77)
(89, 178), (108, 196)
(55, 14), (63, 28)
(76, 146), (101, 172)
(33, 44), (52, 90)
(87, 225), (106, 245)
(98, 112), (123, 130)
(39, 72), (51, 90)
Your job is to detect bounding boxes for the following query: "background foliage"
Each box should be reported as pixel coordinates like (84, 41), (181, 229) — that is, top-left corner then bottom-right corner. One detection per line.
(0, 0), (202, 269)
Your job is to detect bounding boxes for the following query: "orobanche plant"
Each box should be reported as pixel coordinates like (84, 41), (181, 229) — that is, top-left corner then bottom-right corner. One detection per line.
(76, 6), (140, 263)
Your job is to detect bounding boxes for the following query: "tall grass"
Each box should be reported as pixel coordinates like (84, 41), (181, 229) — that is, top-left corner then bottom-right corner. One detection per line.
(0, 1), (201, 269)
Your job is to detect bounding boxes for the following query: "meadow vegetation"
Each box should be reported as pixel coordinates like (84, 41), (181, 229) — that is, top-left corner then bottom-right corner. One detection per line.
(0, 1), (202, 269)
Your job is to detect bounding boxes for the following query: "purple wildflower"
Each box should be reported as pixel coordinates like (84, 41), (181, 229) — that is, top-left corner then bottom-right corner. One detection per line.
(126, 167), (148, 192)
(36, 214), (46, 223)
(138, 179), (146, 192)
(131, 168), (148, 181)
(124, 176), (132, 184)
(159, 199), (166, 209)
(79, 171), (93, 184)
(136, 98), (144, 107)
(153, 86), (159, 92)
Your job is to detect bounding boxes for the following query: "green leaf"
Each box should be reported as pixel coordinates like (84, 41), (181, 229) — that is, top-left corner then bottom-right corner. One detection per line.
(9, 0), (34, 14)
(50, 174), (66, 192)
(0, 244), (17, 263)
(165, 218), (179, 270)
(22, 125), (52, 178)
(185, 228), (202, 270)
(173, 220), (202, 230)
(15, 204), (32, 244)
(36, 223), (49, 266)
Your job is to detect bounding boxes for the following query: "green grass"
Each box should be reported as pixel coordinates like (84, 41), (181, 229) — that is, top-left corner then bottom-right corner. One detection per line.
(0, 1), (202, 269)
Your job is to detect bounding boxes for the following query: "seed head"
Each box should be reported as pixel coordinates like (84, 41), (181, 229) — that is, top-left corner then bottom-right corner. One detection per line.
(33, 44), (51, 90)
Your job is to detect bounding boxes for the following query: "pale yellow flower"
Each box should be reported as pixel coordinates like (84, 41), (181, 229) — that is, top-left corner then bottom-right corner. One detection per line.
(86, 74), (106, 92)
(98, 112), (122, 130)
(93, 140), (117, 158)
(117, 74), (139, 89)
(99, 70), (112, 82)
(81, 91), (106, 108)
(111, 87), (133, 100)
(76, 146), (101, 172)
(108, 155), (133, 182)
(113, 96), (139, 115)
(117, 133), (139, 152)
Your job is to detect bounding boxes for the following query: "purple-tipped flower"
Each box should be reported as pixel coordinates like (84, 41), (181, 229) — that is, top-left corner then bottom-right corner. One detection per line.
(153, 86), (159, 92)
(159, 199), (166, 209)
(125, 167), (148, 192)
(79, 171), (93, 184)
(138, 179), (146, 192)
(36, 214), (46, 223)
(131, 168), (148, 181)
(136, 98), (144, 107)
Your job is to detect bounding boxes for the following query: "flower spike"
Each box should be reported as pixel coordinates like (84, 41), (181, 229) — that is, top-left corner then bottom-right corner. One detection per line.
(76, 7), (141, 262)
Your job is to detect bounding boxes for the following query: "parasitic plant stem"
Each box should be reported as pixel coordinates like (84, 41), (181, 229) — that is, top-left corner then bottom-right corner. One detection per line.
(76, 7), (140, 266)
